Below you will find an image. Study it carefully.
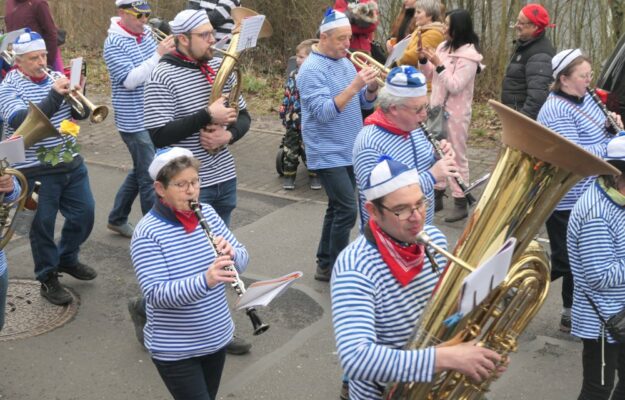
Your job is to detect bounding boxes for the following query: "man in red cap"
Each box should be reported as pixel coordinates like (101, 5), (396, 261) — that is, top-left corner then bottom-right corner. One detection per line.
(501, 3), (555, 120)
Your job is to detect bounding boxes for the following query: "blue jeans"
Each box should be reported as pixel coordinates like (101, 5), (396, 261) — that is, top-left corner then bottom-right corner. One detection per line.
(152, 348), (227, 400)
(0, 268), (7, 331)
(108, 129), (155, 225)
(315, 166), (357, 270)
(27, 161), (95, 281)
(199, 178), (237, 227)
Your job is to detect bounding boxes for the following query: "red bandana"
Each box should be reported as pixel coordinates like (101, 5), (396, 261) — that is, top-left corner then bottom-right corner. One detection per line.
(172, 50), (216, 84)
(16, 66), (47, 83)
(369, 219), (425, 286)
(364, 108), (410, 138)
(117, 21), (144, 43)
(160, 199), (199, 233)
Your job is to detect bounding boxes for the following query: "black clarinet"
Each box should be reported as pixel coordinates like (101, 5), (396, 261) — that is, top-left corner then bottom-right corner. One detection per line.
(189, 200), (269, 336)
(587, 88), (623, 136)
(419, 122), (476, 206)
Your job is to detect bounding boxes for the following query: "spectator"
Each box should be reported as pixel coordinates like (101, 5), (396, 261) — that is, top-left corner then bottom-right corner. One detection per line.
(386, 0), (417, 55)
(334, 0), (379, 55)
(186, 0), (241, 48)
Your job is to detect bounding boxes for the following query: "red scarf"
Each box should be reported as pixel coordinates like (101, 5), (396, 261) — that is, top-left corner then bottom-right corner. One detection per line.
(16, 66), (46, 83)
(364, 108), (410, 138)
(369, 219), (425, 286)
(117, 21), (144, 43)
(172, 50), (216, 84)
(160, 199), (199, 233)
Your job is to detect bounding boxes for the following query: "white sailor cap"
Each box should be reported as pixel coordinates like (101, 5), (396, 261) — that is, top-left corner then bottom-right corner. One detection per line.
(319, 8), (350, 33)
(149, 147), (195, 180)
(552, 48), (583, 79)
(384, 65), (427, 98)
(169, 9), (210, 35)
(13, 29), (46, 55)
(363, 156), (421, 201)
(115, 0), (151, 12)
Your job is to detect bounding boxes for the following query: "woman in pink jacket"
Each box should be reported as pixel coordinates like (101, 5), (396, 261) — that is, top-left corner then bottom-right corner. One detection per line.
(420, 8), (483, 222)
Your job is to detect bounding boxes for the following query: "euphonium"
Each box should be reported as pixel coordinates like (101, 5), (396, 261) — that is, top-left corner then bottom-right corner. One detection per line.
(383, 100), (620, 400)
(346, 49), (389, 87)
(0, 159), (28, 250)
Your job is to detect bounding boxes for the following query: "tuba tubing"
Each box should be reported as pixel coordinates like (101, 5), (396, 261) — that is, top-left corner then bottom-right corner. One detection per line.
(0, 160), (28, 250)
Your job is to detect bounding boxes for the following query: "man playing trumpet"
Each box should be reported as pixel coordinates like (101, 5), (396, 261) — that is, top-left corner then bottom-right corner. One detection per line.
(143, 9), (251, 355)
(0, 30), (96, 306)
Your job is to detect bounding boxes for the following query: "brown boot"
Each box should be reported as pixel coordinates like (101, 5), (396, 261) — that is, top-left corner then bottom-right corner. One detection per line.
(444, 197), (468, 222)
(434, 189), (445, 212)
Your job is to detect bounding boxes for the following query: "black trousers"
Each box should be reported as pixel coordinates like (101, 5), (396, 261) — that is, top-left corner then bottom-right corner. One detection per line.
(152, 349), (227, 400)
(579, 338), (625, 400)
(546, 210), (574, 309)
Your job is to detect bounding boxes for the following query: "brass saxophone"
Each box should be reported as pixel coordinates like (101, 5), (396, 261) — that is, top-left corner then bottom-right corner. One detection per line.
(383, 100), (620, 399)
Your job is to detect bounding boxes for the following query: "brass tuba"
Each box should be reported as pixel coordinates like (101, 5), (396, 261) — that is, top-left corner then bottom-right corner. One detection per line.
(0, 160), (28, 250)
(14, 102), (60, 149)
(383, 100), (620, 400)
(206, 7), (272, 154)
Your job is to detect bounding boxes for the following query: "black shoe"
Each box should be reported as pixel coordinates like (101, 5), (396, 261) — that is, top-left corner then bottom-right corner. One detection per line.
(444, 197), (468, 223)
(434, 189), (446, 212)
(340, 381), (349, 400)
(127, 297), (147, 349)
(226, 335), (251, 355)
(58, 262), (97, 281)
(314, 265), (331, 282)
(40, 273), (73, 305)
(560, 314), (571, 333)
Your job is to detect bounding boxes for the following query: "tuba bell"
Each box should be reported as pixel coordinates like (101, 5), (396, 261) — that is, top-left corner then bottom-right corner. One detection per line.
(0, 160), (28, 250)
(383, 100), (620, 400)
(13, 102), (59, 149)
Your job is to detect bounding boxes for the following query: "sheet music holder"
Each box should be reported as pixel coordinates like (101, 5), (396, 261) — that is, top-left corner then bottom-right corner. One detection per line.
(385, 35), (411, 68)
(459, 237), (517, 316)
(235, 15), (265, 52)
(0, 136), (26, 164)
(235, 271), (303, 310)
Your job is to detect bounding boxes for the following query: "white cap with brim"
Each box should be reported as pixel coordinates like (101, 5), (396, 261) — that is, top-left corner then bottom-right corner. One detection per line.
(552, 48), (583, 79)
(115, 0), (151, 12)
(363, 156), (421, 201)
(12, 30), (46, 55)
(149, 147), (194, 180)
(169, 9), (210, 35)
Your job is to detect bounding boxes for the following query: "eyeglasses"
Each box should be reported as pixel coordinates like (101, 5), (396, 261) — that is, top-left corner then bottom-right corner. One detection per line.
(401, 103), (429, 115)
(379, 199), (429, 220)
(122, 8), (151, 19)
(170, 178), (202, 191)
(515, 20), (534, 27)
(576, 71), (594, 80)
(188, 31), (216, 41)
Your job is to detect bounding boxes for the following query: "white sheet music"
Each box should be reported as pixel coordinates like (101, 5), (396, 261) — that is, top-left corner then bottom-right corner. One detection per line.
(459, 237), (517, 316)
(235, 15), (265, 52)
(0, 136), (26, 164)
(385, 35), (411, 68)
(70, 57), (83, 89)
(235, 271), (302, 310)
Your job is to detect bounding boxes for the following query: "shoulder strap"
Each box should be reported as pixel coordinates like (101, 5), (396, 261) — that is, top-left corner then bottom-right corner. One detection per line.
(584, 291), (608, 324)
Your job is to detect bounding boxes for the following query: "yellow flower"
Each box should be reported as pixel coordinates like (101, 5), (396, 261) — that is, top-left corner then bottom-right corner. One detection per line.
(59, 120), (80, 137)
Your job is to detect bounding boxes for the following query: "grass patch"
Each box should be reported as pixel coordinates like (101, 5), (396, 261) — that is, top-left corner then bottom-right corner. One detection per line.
(469, 100), (501, 148)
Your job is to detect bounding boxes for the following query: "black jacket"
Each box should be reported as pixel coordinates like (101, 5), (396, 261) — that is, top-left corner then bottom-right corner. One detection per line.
(501, 32), (555, 120)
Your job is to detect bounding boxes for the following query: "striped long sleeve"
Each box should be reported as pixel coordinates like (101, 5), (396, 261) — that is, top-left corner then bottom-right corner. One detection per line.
(0, 176), (21, 277)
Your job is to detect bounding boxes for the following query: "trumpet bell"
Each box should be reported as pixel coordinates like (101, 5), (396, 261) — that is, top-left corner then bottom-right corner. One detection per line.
(14, 102), (59, 149)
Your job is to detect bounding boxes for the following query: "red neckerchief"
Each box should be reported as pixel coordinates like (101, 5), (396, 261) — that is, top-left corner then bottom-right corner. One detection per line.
(172, 50), (216, 84)
(16, 66), (46, 83)
(117, 21), (144, 43)
(364, 108), (410, 138)
(160, 199), (199, 233)
(369, 219), (425, 286)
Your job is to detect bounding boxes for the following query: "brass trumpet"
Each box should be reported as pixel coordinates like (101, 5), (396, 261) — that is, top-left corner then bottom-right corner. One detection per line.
(346, 49), (389, 87)
(40, 68), (109, 124)
(146, 25), (168, 43)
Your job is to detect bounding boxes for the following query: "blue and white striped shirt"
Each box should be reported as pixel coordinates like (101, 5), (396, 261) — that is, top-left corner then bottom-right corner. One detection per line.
(537, 92), (610, 210)
(0, 70), (75, 169)
(104, 17), (159, 133)
(143, 57), (246, 187)
(130, 202), (249, 361)
(298, 50), (375, 170)
(332, 224), (446, 400)
(0, 177), (21, 278)
(568, 181), (625, 343)
(353, 124), (437, 229)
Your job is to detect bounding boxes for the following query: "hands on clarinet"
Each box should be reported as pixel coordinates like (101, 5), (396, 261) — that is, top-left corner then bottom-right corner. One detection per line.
(204, 236), (237, 288)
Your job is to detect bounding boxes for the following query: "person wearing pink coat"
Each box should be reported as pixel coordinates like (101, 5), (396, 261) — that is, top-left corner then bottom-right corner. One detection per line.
(420, 8), (483, 222)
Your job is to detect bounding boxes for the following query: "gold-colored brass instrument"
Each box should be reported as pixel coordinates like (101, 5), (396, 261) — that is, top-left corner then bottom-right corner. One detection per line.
(346, 49), (389, 87)
(146, 25), (168, 43)
(40, 68), (109, 124)
(0, 49), (15, 66)
(0, 160), (28, 250)
(206, 7), (272, 154)
(14, 102), (60, 149)
(383, 100), (620, 400)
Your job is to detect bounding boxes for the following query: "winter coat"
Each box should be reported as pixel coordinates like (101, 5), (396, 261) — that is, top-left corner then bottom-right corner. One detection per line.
(398, 22), (445, 67)
(334, 0), (379, 53)
(501, 32), (555, 120)
(5, 0), (58, 63)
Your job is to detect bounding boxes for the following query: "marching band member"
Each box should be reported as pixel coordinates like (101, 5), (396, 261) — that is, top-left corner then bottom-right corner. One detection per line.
(0, 30), (96, 306)
(332, 156), (502, 400)
(104, 0), (174, 239)
(538, 49), (622, 333)
(143, 9), (251, 354)
(186, 0), (241, 48)
(353, 65), (458, 228)
(0, 175), (20, 331)
(298, 8), (379, 282)
(568, 135), (625, 400)
(130, 147), (249, 400)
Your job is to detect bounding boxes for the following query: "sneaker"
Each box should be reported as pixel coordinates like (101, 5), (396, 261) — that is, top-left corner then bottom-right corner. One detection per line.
(127, 297), (147, 349)
(226, 335), (251, 355)
(40, 273), (73, 305)
(282, 175), (295, 190)
(340, 381), (349, 400)
(58, 262), (97, 281)
(107, 222), (134, 238)
(309, 175), (322, 190)
(314, 265), (332, 282)
(560, 314), (571, 333)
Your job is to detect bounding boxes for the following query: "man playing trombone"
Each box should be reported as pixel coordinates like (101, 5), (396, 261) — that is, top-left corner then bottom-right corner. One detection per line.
(0, 30), (96, 306)
(104, 0), (175, 239)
